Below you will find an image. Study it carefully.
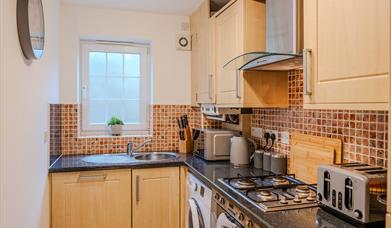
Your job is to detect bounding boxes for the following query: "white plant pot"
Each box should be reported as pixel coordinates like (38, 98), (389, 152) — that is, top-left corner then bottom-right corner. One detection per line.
(110, 125), (123, 136)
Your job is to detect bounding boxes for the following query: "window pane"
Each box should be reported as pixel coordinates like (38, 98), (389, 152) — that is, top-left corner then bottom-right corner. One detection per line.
(107, 53), (123, 75)
(89, 52), (106, 76)
(107, 101), (123, 121)
(89, 101), (106, 124)
(123, 100), (141, 123)
(124, 78), (140, 100)
(89, 77), (106, 99)
(107, 78), (123, 99)
(124, 54), (140, 76)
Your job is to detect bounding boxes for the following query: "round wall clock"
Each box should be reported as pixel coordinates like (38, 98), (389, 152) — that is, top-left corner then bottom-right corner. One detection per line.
(17, 0), (45, 60)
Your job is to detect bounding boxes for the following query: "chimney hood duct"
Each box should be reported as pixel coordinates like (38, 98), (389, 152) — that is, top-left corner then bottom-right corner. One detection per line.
(224, 0), (304, 71)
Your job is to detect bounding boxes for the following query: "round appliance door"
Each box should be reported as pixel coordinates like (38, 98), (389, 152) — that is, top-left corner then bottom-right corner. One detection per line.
(187, 198), (205, 228)
(216, 212), (242, 228)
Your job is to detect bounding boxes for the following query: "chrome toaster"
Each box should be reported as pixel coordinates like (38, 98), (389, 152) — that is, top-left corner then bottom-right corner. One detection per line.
(317, 163), (387, 224)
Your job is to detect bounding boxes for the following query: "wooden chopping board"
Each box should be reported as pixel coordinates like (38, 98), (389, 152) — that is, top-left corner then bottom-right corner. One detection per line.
(290, 133), (342, 184)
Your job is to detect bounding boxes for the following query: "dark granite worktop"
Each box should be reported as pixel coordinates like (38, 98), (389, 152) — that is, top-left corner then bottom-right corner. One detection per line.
(49, 153), (365, 228)
(49, 152), (189, 173)
(184, 156), (361, 228)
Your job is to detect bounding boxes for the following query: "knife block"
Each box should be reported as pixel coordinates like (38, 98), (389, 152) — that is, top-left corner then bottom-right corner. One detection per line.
(179, 139), (193, 154)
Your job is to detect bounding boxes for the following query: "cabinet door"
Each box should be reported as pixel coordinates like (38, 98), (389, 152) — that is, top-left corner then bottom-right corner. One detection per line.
(197, 13), (216, 104)
(132, 167), (180, 228)
(190, 8), (200, 106)
(304, 0), (390, 110)
(193, 1), (215, 104)
(215, 0), (244, 105)
(51, 170), (132, 228)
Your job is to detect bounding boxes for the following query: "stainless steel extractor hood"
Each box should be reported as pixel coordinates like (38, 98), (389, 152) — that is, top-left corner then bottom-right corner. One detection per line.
(224, 0), (303, 71)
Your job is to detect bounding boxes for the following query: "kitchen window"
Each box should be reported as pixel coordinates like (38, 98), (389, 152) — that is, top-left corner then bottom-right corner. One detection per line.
(80, 40), (151, 136)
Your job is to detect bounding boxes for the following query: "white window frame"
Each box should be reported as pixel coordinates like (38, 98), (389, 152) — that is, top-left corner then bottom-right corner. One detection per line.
(79, 40), (151, 136)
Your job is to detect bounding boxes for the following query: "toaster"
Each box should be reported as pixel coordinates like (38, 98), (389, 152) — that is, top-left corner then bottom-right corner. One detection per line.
(193, 128), (239, 161)
(317, 163), (387, 224)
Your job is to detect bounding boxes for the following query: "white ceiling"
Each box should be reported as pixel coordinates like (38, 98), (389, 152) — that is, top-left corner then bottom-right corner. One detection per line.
(62, 0), (204, 16)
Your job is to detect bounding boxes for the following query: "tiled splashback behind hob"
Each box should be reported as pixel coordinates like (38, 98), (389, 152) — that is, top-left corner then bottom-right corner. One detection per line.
(50, 70), (388, 167)
(251, 70), (388, 167)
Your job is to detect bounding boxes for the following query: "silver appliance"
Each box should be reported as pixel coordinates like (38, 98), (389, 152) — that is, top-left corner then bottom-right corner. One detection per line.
(212, 190), (259, 228)
(218, 174), (318, 213)
(224, 0), (304, 71)
(317, 163), (387, 224)
(193, 128), (239, 161)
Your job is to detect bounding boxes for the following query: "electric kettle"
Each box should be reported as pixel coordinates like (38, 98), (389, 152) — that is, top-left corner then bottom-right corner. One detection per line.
(230, 136), (256, 167)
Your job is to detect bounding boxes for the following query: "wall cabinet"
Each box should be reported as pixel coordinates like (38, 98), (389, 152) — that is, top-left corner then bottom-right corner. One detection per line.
(51, 169), (132, 228)
(191, 0), (216, 105)
(304, 0), (390, 110)
(191, 0), (289, 108)
(132, 167), (180, 228)
(215, 0), (289, 107)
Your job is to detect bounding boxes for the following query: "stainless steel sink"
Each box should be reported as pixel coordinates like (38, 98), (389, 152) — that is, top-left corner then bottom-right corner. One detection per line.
(82, 154), (132, 164)
(133, 152), (179, 161)
(81, 152), (179, 164)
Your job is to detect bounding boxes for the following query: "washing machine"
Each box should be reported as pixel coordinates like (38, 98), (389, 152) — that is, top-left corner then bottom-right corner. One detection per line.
(186, 173), (212, 228)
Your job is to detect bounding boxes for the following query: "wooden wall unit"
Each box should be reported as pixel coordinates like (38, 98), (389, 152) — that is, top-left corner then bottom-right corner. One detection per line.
(51, 169), (132, 228)
(191, 1), (216, 105)
(304, 0), (390, 110)
(215, 0), (270, 107)
(191, 0), (288, 108)
(132, 167), (180, 228)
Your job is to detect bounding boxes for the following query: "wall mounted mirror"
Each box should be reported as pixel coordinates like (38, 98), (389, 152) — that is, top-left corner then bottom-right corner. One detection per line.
(17, 0), (45, 60)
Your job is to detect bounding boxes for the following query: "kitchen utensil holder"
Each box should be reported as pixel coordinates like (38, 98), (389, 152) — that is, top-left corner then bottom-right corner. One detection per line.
(179, 139), (193, 153)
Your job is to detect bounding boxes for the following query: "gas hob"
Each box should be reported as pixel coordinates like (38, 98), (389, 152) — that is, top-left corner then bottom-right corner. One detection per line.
(218, 174), (318, 212)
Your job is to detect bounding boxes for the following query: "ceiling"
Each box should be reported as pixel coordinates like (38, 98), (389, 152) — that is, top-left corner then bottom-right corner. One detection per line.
(62, 0), (204, 16)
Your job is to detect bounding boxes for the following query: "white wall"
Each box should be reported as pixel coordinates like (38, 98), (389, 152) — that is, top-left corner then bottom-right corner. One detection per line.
(0, 0), (60, 227)
(60, 4), (192, 105)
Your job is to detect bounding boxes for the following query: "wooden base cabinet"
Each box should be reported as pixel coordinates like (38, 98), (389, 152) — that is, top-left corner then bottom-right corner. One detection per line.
(51, 169), (132, 228)
(132, 167), (180, 228)
(304, 0), (390, 110)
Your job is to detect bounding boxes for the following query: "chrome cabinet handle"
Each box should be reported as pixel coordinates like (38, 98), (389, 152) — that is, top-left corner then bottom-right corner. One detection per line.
(136, 175), (140, 203)
(303, 48), (312, 96)
(78, 174), (107, 182)
(208, 74), (213, 100)
(235, 70), (241, 99)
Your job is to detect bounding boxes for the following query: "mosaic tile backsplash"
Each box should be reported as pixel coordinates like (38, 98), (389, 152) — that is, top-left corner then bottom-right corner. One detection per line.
(50, 70), (388, 167)
(50, 104), (220, 155)
(251, 70), (388, 167)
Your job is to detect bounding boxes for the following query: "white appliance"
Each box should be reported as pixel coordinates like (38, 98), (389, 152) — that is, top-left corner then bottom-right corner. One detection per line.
(186, 173), (212, 228)
(230, 136), (256, 167)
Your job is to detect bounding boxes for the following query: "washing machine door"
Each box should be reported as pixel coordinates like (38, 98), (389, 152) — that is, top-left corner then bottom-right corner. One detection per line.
(187, 198), (205, 228)
(216, 212), (242, 228)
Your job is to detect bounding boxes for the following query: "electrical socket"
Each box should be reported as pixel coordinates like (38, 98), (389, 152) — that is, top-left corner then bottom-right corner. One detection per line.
(265, 129), (278, 141)
(281, 131), (289, 144)
(251, 127), (262, 138)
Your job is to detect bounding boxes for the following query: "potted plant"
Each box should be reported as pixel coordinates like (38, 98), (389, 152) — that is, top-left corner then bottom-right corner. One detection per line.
(107, 117), (124, 136)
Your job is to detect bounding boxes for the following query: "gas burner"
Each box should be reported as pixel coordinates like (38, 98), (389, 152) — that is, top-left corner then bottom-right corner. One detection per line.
(218, 174), (318, 212)
(271, 177), (290, 186)
(295, 185), (310, 199)
(248, 189), (277, 202)
(296, 185), (310, 193)
(230, 178), (256, 189)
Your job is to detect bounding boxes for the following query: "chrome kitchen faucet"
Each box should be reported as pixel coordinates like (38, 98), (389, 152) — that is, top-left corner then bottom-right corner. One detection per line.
(127, 139), (152, 156)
